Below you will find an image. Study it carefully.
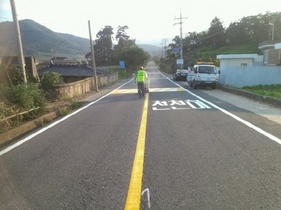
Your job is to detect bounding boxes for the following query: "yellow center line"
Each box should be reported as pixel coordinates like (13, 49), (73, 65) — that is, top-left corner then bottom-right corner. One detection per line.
(124, 93), (149, 210)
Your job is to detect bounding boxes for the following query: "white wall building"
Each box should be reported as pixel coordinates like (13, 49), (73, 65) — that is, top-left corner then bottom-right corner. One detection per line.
(216, 54), (281, 88)
(217, 54), (263, 68)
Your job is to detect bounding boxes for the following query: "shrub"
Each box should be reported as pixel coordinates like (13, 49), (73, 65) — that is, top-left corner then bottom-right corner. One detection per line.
(40, 71), (62, 89)
(0, 84), (12, 102)
(12, 83), (46, 110)
(0, 64), (24, 87)
(0, 102), (22, 132)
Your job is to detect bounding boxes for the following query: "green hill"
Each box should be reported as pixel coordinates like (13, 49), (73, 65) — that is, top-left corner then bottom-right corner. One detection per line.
(0, 19), (91, 60)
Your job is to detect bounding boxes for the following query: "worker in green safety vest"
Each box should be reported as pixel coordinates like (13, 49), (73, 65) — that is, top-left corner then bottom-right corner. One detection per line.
(134, 66), (148, 98)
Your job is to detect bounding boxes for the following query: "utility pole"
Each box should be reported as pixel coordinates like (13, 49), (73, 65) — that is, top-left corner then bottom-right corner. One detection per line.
(174, 11), (188, 69)
(164, 38), (167, 58)
(10, 0), (27, 84)
(88, 20), (98, 92)
(161, 38), (168, 58)
(161, 39), (164, 58)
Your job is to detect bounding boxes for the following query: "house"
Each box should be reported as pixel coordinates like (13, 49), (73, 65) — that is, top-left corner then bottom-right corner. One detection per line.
(215, 37), (281, 88)
(0, 56), (39, 79)
(37, 64), (96, 83)
(1, 55), (111, 83)
(258, 40), (281, 65)
(37, 56), (79, 69)
(216, 53), (281, 88)
(217, 54), (263, 69)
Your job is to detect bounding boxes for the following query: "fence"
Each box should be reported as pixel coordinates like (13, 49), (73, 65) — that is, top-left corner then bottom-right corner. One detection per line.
(49, 72), (118, 99)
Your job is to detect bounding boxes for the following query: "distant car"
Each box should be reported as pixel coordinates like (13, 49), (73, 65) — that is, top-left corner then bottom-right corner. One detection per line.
(173, 69), (188, 81)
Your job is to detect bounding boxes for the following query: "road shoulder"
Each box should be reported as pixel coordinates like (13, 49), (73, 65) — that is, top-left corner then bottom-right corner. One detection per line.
(201, 89), (281, 125)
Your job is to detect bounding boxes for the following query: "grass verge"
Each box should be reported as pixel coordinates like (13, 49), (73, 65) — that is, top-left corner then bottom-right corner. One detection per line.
(241, 84), (281, 99)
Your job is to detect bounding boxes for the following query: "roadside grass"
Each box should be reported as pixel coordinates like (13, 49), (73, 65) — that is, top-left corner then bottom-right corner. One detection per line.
(214, 44), (259, 54)
(241, 84), (281, 99)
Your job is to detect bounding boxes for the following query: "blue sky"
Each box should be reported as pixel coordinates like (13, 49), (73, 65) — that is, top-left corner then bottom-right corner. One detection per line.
(1, 0), (279, 46)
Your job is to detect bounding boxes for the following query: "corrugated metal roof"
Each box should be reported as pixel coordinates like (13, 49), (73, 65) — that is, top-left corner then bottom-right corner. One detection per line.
(37, 64), (94, 77)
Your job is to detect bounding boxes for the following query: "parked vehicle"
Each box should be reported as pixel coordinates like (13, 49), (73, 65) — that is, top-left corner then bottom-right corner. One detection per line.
(173, 69), (188, 81)
(190, 62), (220, 89)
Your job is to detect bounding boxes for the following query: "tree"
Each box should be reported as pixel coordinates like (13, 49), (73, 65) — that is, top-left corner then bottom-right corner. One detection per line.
(111, 25), (149, 72)
(114, 25), (136, 50)
(85, 25), (114, 66)
(113, 46), (150, 73)
(207, 17), (225, 49)
(168, 35), (181, 59)
(225, 21), (246, 45)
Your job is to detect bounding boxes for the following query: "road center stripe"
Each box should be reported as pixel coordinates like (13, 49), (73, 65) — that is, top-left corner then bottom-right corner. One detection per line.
(125, 94), (149, 210)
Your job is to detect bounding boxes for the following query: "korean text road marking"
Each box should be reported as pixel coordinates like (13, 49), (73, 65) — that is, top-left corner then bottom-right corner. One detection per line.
(152, 99), (211, 110)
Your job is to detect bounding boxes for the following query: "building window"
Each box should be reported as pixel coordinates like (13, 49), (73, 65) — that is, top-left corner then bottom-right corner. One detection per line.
(241, 63), (247, 66)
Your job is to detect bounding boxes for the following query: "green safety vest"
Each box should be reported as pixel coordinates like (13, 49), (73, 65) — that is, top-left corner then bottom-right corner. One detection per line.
(136, 70), (146, 82)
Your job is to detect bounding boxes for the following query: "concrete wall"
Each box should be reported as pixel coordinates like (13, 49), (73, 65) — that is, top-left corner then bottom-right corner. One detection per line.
(219, 66), (281, 87)
(220, 58), (253, 67)
(52, 72), (118, 99)
(269, 49), (281, 65)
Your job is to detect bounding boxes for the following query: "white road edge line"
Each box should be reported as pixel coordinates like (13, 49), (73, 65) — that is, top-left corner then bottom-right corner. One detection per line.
(157, 70), (281, 145)
(0, 79), (133, 156)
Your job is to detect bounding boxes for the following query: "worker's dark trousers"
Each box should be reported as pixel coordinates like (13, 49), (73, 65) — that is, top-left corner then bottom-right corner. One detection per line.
(137, 82), (145, 98)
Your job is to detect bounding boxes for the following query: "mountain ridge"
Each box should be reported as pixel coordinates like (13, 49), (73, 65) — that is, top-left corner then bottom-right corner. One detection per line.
(0, 19), (162, 60)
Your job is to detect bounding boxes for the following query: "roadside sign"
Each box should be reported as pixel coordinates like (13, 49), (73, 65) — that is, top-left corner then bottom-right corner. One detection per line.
(172, 48), (180, 54)
(119, 60), (125, 68)
(176, 59), (184, 65)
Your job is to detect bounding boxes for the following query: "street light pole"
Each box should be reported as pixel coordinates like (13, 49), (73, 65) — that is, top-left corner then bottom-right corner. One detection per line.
(10, 0), (27, 84)
(269, 18), (275, 41)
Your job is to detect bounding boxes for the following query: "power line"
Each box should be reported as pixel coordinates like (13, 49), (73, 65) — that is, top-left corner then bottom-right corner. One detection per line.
(44, 35), (74, 51)
(0, 16), (13, 21)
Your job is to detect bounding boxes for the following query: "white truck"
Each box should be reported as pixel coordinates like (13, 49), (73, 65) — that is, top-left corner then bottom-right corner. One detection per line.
(189, 62), (220, 89)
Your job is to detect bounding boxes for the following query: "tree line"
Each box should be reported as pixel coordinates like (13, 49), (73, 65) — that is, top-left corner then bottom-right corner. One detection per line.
(163, 11), (281, 70)
(85, 25), (150, 74)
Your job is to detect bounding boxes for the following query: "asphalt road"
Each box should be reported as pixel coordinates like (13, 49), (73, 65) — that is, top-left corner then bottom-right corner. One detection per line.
(1, 61), (281, 210)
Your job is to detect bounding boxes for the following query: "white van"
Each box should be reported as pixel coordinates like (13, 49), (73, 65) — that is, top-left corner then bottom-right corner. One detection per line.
(189, 62), (220, 89)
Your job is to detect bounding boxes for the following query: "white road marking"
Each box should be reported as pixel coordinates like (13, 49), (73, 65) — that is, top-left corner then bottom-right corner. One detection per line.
(171, 106), (190, 110)
(152, 101), (168, 106)
(152, 99), (211, 110)
(111, 87), (184, 94)
(152, 107), (170, 111)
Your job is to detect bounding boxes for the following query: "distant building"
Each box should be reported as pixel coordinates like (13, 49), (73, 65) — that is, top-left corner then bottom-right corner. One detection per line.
(216, 54), (263, 69)
(37, 57), (79, 69)
(258, 40), (281, 65)
(37, 64), (94, 83)
(37, 63), (110, 83)
(0, 56), (39, 79)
